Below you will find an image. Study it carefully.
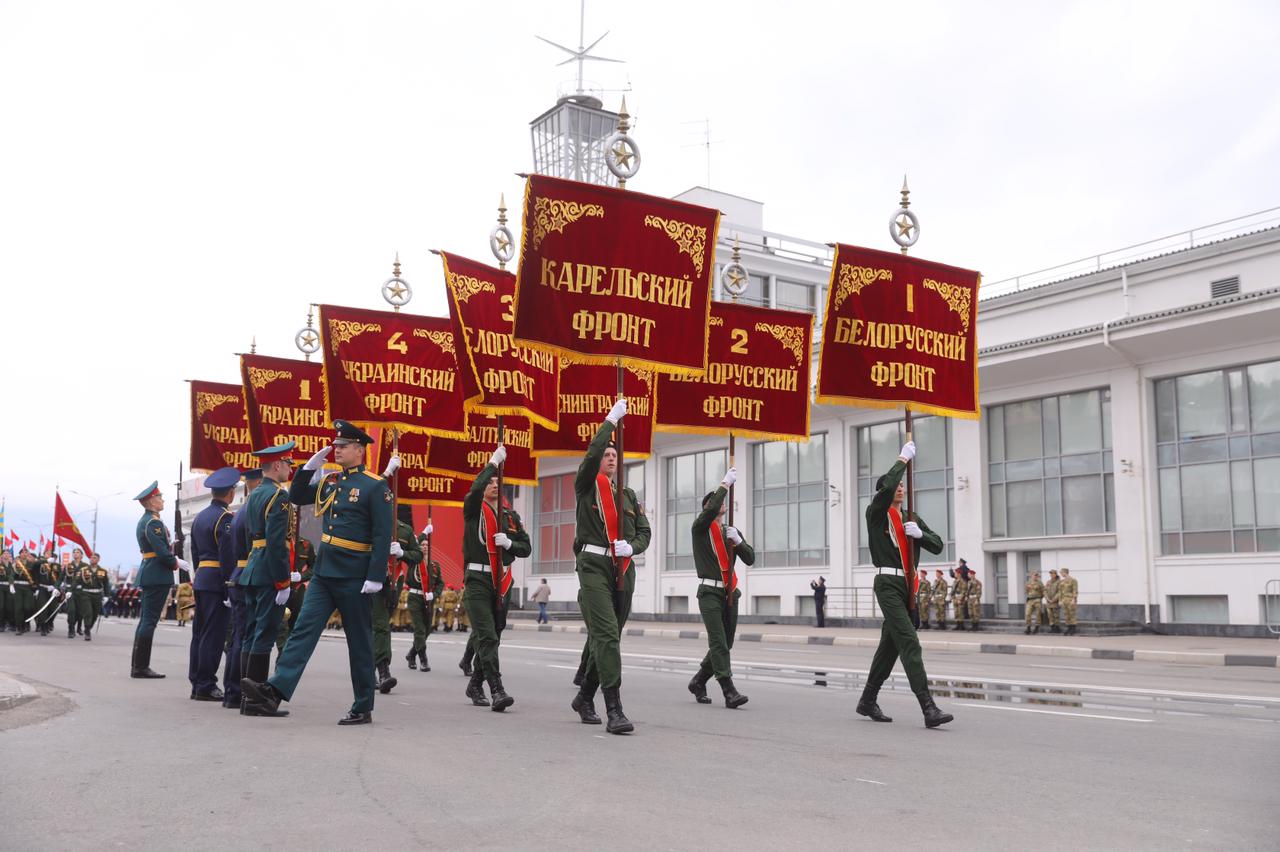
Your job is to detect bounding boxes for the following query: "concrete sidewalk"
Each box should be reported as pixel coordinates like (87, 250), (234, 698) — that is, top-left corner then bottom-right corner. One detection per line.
(0, 673), (38, 710)
(503, 619), (1280, 668)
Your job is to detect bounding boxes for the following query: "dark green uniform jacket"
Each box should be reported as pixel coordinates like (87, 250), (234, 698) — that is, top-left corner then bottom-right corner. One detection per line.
(866, 460), (943, 569)
(135, 511), (177, 588)
(288, 464), (393, 583)
(692, 486), (755, 581)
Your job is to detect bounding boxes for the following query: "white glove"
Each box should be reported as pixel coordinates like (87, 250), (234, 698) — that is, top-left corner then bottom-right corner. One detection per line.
(899, 440), (916, 462)
(382, 454), (401, 478)
(360, 580), (383, 595)
(222, 599), (231, 608)
(489, 445), (507, 468)
(721, 467), (737, 488)
(493, 533), (512, 550)
(303, 446), (333, 471)
(389, 542), (404, 558)
(425, 592), (434, 601)
(903, 521), (923, 539)
(612, 539), (633, 558)
(725, 526), (742, 545)
(274, 588), (290, 606)
(290, 571), (302, 583)
(176, 558), (191, 573)
(422, 523), (433, 537)
(606, 397), (627, 424)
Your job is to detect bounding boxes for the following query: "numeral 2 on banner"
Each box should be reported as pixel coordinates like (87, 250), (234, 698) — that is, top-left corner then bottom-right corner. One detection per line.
(730, 329), (749, 355)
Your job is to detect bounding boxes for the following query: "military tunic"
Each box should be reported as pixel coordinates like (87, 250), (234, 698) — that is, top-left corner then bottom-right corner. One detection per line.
(1024, 575), (1045, 626)
(951, 576), (969, 626)
(931, 575), (948, 627)
(65, 559), (90, 635)
(916, 576), (932, 622)
(1045, 575), (1061, 626)
(188, 498), (235, 696)
(692, 486), (755, 680)
(135, 510), (177, 642)
(1059, 574), (1079, 625)
(223, 499), (252, 705)
(238, 481), (291, 657)
(73, 562), (110, 635)
(966, 576), (983, 625)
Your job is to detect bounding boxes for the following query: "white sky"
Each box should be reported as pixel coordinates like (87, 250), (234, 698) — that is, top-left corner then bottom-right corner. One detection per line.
(2, 0), (1277, 566)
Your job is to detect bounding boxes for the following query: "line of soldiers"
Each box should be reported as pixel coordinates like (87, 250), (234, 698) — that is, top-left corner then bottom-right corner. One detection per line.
(1024, 568), (1080, 635)
(916, 560), (983, 631)
(1, 547), (112, 639)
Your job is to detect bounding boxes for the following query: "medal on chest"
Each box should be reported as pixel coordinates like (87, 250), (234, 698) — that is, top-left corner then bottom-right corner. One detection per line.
(347, 488), (360, 503)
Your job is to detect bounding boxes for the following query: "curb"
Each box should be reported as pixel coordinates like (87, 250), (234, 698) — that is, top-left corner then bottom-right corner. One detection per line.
(503, 622), (1279, 668)
(0, 675), (37, 711)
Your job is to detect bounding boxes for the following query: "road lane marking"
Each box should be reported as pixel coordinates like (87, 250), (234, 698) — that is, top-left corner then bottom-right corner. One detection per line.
(1029, 664), (1124, 673)
(855, 778), (885, 785)
(955, 702), (1151, 723)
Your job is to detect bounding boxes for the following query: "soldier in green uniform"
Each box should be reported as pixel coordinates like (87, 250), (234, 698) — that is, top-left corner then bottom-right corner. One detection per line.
(949, 568), (968, 631)
(0, 550), (13, 633)
(73, 552), (110, 640)
(33, 555), (63, 636)
(683, 468), (754, 709)
(855, 440), (953, 728)
(242, 420), (393, 726)
(1045, 569), (1062, 633)
(1059, 568), (1079, 635)
(405, 525), (441, 672)
(10, 550), (36, 634)
(372, 505), (419, 694)
(61, 548), (88, 637)
(287, 535), (315, 633)
(930, 568), (948, 630)
(132, 481), (190, 677)
(1024, 571), (1044, 634)
(965, 568), (982, 631)
(916, 571), (933, 629)
(461, 445), (532, 712)
(570, 399), (650, 734)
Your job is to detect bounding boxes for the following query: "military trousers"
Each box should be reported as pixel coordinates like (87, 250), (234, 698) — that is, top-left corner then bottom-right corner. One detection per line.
(134, 585), (171, 641)
(408, 593), (433, 654)
(12, 585), (34, 629)
(83, 593), (103, 630)
(269, 575), (375, 714)
(866, 573), (930, 695)
(1062, 599), (1078, 625)
(286, 584), (306, 632)
(73, 592), (90, 630)
(1046, 600), (1060, 625)
(576, 554), (634, 690)
(1025, 599), (1043, 625)
(67, 593), (82, 631)
(223, 585), (246, 703)
(697, 585), (740, 679)
(188, 590), (229, 695)
(0, 587), (10, 629)
(462, 573), (507, 677)
(372, 585), (395, 667)
(242, 584), (284, 656)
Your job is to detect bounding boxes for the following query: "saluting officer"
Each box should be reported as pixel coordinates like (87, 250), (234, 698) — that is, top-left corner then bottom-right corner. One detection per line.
(187, 466), (239, 703)
(685, 467), (754, 709)
(224, 467), (262, 710)
(131, 482), (191, 678)
(461, 444), (532, 712)
(241, 420), (393, 726)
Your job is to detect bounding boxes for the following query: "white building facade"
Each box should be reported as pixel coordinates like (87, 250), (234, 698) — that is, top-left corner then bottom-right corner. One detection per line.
(512, 191), (1280, 636)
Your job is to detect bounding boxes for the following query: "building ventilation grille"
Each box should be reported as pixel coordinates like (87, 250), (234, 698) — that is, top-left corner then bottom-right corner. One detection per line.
(1210, 276), (1240, 299)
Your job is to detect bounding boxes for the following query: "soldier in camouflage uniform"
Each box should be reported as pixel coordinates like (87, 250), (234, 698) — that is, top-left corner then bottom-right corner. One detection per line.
(965, 570), (982, 631)
(949, 569), (968, 631)
(1045, 569), (1061, 633)
(1024, 572), (1044, 634)
(916, 572), (932, 629)
(930, 569), (948, 630)
(1059, 568), (1079, 635)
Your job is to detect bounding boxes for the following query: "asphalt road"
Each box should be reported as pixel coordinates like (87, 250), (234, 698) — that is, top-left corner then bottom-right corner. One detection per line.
(3, 617), (1277, 851)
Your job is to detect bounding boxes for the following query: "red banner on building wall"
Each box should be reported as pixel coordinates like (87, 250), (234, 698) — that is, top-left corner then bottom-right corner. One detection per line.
(816, 244), (980, 419)
(657, 301), (813, 442)
(190, 379), (255, 471)
(440, 251), (560, 431)
(319, 304), (472, 439)
(240, 354), (333, 463)
(379, 430), (472, 507)
(511, 174), (720, 375)
(425, 413), (537, 485)
(531, 361), (655, 458)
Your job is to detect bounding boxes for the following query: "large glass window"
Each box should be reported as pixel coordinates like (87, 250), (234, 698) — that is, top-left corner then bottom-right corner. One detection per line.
(751, 434), (828, 567)
(533, 463), (644, 574)
(988, 390), (1114, 537)
(664, 449), (728, 571)
(775, 278), (817, 315)
(856, 417), (954, 564)
(1156, 359), (1280, 554)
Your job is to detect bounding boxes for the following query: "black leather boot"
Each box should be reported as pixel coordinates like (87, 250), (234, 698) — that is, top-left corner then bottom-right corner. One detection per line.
(1024, 626), (1032, 634)
(602, 687), (633, 734)
(1051, 625), (1062, 634)
(338, 710), (372, 725)
(917, 691), (954, 728)
(377, 661), (397, 695)
(85, 628), (92, 641)
(241, 653), (289, 717)
(68, 625), (75, 639)
(459, 647), (474, 677)
(130, 637), (165, 678)
(571, 673), (601, 724)
(405, 648), (417, 670)
(919, 620), (930, 630)
(1032, 624), (1040, 635)
(486, 672), (514, 712)
(687, 666), (713, 704)
(572, 656), (588, 687)
(465, 670), (490, 706)
(418, 649), (430, 672)
(971, 622), (980, 632)
(718, 677), (748, 709)
(856, 685), (892, 722)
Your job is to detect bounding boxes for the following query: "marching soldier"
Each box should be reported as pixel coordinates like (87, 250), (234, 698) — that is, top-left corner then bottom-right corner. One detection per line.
(224, 468), (262, 710)
(438, 585), (458, 632)
(930, 569), (948, 630)
(1060, 568), (1079, 635)
(65, 548), (91, 637)
(241, 420), (393, 726)
(372, 503), (419, 695)
(949, 567), (969, 631)
(237, 443), (298, 717)
(11, 550), (36, 634)
(33, 554), (63, 637)
(187, 466), (238, 702)
(132, 482), (190, 677)
(571, 399), (650, 735)
(74, 553), (110, 640)
(1045, 569), (1062, 633)
(965, 568), (982, 631)
(404, 525), (441, 672)
(0, 550), (13, 633)
(683, 468), (754, 710)
(1024, 571), (1044, 634)
(916, 570), (933, 629)
(461, 444), (531, 712)
(855, 440), (954, 728)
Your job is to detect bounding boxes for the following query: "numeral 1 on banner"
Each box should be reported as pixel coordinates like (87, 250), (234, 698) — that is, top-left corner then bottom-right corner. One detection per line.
(299, 379), (311, 401)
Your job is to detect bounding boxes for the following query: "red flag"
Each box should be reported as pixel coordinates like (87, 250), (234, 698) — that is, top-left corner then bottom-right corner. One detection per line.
(53, 492), (94, 557)
(27, 540), (35, 550)
(39, 533), (45, 547)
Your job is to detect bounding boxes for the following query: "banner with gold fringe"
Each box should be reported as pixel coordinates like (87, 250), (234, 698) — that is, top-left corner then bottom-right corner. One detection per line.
(240, 354), (333, 463)
(190, 379), (255, 472)
(816, 243), (980, 419)
(531, 360), (656, 458)
(379, 430), (471, 507)
(511, 174), (720, 376)
(424, 413), (537, 485)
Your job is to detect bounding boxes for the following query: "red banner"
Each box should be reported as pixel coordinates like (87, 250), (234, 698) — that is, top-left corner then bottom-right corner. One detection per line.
(240, 354), (332, 463)
(657, 301), (813, 442)
(511, 174), (719, 375)
(532, 361), (655, 458)
(379, 430), (472, 507)
(441, 252), (560, 430)
(189, 380), (254, 472)
(816, 244), (980, 419)
(53, 492), (93, 557)
(319, 304), (472, 439)
(425, 413), (537, 485)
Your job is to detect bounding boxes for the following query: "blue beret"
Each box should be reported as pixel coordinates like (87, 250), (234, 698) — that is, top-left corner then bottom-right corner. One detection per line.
(333, 420), (373, 446)
(134, 481), (160, 501)
(203, 466), (241, 490)
(252, 441), (297, 459)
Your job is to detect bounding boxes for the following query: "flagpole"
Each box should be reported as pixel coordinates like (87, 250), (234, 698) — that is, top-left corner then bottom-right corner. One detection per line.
(720, 234), (750, 528)
(889, 176), (920, 521)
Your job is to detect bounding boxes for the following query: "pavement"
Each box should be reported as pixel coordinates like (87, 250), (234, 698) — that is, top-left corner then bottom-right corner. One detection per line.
(2, 616), (1278, 851)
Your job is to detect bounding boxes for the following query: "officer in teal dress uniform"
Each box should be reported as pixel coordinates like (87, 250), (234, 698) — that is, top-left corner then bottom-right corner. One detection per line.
(241, 420), (392, 726)
(131, 481), (191, 679)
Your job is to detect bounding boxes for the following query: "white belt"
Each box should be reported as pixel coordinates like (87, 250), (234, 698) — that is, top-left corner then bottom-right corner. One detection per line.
(408, 589), (436, 600)
(466, 563), (491, 573)
(580, 544), (610, 556)
(876, 565), (904, 574)
(83, 588), (104, 594)
(699, 578), (725, 589)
